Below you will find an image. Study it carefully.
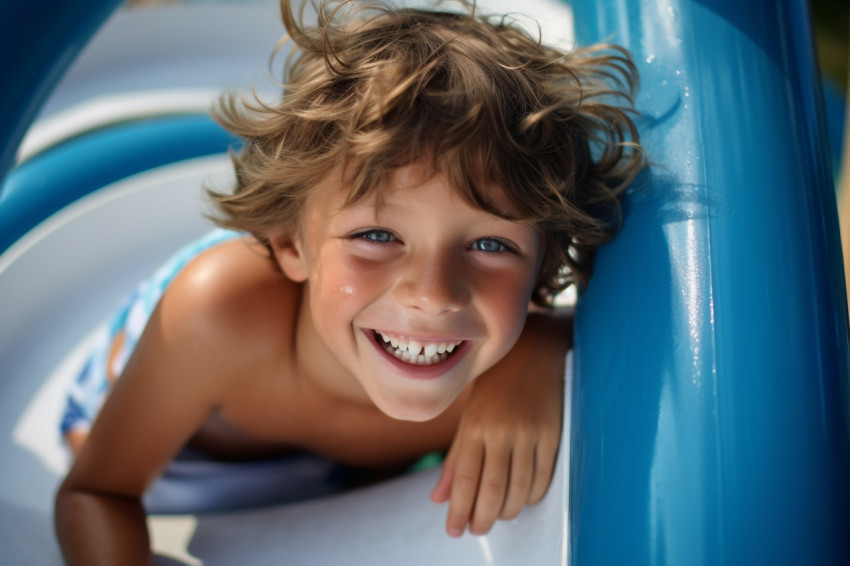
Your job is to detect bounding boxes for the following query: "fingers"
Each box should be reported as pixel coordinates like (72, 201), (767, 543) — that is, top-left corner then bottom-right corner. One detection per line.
(448, 438), (536, 537)
(498, 443), (535, 521)
(466, 443), (511, 535)
(528, 431), (559, 504)
(436, 428), (561, 537)
(444, 440), (483, 537)
(430, 442), (457, 504)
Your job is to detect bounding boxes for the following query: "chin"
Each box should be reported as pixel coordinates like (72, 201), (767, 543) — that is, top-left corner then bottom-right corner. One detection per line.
(374, 396), (450, 423)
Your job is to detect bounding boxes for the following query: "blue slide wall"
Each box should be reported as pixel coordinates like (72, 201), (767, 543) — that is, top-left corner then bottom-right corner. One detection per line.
(571, 1), (850, 564)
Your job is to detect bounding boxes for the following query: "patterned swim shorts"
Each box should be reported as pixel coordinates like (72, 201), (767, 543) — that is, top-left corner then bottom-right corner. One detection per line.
(59, 228), (241, 436)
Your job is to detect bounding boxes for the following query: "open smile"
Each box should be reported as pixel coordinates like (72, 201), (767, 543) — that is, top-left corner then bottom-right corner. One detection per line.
(373, 330), (463, 366)
(365, 329), (471, 378)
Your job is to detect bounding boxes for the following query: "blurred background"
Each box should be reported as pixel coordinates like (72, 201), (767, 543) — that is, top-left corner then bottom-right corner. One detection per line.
(811, 0), (848, 90)
(121, 0), (849, 167)
(126, 0), (849, 90)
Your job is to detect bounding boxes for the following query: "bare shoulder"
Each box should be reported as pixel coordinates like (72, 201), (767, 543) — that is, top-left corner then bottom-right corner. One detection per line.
(159, 236), (300, 374)
(60, 238), (301, 495)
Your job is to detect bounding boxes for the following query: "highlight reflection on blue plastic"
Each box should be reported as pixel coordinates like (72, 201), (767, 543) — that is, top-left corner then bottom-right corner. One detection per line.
(0, 115), (239, 253)
(571, 0), (850, 564)
(0, 0), (124, 182)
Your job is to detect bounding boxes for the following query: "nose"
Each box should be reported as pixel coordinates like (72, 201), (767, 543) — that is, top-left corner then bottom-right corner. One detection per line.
(392, 252), (471, 315)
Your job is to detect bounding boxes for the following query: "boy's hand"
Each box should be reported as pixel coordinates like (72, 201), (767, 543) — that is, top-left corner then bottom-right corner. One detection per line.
(430, 312), (571, 537)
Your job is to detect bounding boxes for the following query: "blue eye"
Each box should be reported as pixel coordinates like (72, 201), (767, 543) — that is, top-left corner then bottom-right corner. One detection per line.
(469, 238), (511, 253)
(354, 229), (396, 243)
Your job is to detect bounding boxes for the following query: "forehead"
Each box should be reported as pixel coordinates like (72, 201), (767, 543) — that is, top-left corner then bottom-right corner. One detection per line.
(306, 161), (523, 221)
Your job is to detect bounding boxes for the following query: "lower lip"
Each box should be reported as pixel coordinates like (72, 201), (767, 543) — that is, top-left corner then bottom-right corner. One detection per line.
(365, 330), (470, 379)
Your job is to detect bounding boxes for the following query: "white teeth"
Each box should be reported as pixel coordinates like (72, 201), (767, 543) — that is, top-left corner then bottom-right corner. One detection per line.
(375, 330), (463, 366)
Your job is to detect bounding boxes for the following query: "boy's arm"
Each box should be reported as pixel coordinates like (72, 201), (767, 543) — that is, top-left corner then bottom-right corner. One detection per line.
(54, 487), (150, 566)
(54, 265), (246, 565)
(431, 310), (572, 536)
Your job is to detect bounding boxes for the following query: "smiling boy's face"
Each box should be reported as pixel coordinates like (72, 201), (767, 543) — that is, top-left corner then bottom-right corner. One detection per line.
(272, 162), (544, 421)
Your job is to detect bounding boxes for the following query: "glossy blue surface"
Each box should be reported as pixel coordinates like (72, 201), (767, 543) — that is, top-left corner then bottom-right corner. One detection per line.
(571, 0), (850, 564)
(0, 115), (239, 253)
(0, 0), (124, 183)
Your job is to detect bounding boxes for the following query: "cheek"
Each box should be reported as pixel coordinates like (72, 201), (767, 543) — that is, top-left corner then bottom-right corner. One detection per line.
(310, 254), (388, 317)
(476, 272), (537, 341)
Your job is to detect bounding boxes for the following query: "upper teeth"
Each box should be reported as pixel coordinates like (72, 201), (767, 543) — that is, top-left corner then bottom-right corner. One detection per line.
(377, 331), (460, 357)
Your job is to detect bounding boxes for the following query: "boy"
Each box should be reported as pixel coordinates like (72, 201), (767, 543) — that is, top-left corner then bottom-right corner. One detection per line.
(55, 1), (643, 563)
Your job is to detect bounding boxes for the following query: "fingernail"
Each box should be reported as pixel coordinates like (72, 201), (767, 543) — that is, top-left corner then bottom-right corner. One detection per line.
(448, 527), (464, 537)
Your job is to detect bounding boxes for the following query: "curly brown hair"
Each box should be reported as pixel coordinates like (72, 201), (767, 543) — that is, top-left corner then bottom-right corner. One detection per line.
(208, 0), (645, 306)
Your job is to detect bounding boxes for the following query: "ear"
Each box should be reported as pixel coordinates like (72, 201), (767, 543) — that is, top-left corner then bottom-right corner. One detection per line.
(269, 232), (308, 282)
